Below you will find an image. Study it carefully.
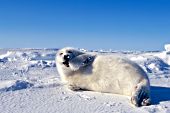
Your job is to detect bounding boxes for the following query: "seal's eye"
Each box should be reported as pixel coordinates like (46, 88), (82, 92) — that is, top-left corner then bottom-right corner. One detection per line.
(68, 51), (72, 54)
(59, 53), (63, 55)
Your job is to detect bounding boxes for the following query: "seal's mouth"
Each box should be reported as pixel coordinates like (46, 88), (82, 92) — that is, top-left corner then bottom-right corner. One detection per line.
(63, 61), (69, 67)
(62, 55), (70, 67)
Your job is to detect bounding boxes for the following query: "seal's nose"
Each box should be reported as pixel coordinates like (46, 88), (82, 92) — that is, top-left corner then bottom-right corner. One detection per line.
(64, 55), (69, 60)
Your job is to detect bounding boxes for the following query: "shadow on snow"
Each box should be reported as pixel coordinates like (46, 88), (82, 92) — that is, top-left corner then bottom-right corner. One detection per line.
(151, 86), (170, 105)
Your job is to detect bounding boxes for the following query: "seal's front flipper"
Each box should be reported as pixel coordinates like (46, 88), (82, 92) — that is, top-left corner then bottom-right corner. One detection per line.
(69, 54), (95, 71)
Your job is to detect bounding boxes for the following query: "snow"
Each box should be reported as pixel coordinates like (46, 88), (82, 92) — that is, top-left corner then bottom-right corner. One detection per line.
(0, 46), (170, 113)
(165, 44), (170, 52)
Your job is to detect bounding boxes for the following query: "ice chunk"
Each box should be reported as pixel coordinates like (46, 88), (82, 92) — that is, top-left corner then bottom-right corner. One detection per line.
(165, 44), (170, 52)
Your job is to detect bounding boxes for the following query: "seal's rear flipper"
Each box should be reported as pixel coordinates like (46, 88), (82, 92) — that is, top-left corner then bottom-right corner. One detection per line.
(131, 83), (151, 107)
(69, 54), (95, 71)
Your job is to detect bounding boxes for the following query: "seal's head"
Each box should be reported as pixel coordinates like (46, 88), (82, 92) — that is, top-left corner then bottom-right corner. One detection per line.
(56, 47), (84, 67)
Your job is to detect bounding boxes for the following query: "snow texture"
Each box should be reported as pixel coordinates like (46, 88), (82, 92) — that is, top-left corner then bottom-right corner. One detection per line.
(165, 44), (170, 52)
(0, 47), (170, 113)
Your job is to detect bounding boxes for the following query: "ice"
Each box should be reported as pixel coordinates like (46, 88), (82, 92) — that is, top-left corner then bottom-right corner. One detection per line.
(0, 48), (170, 113)
(165, 44), (170, 52)
(0, 51), (12, 59)
(0, 80), (33, 92)
(144, 57), (169, 73)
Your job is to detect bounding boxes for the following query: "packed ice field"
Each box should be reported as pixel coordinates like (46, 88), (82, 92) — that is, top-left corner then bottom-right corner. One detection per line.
(0, 45), (170, 113)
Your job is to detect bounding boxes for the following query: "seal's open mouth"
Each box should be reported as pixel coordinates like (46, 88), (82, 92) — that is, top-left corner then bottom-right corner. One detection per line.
(63, 55), (70, 67)
(63, 61), (69, 67)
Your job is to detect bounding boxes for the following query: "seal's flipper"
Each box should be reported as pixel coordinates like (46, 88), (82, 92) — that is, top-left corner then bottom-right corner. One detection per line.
(131, 83), (151, 107)
(69, 54), (95, 71)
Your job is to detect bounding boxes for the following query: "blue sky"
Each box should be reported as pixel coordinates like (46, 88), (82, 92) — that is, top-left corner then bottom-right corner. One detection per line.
(0, 0), (170, 51)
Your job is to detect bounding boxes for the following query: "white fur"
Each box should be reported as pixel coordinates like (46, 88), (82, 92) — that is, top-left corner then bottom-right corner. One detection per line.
(56, 47), (151, 107)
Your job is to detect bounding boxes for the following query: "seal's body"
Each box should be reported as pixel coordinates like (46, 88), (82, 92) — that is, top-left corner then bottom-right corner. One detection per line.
(56, 47), (151, 107)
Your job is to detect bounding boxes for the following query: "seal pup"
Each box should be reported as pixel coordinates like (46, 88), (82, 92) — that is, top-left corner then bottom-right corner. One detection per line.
(56, 47), (151, 107)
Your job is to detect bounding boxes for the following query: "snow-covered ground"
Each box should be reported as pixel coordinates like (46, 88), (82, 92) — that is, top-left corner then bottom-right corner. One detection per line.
(0, 47), (170, 113)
